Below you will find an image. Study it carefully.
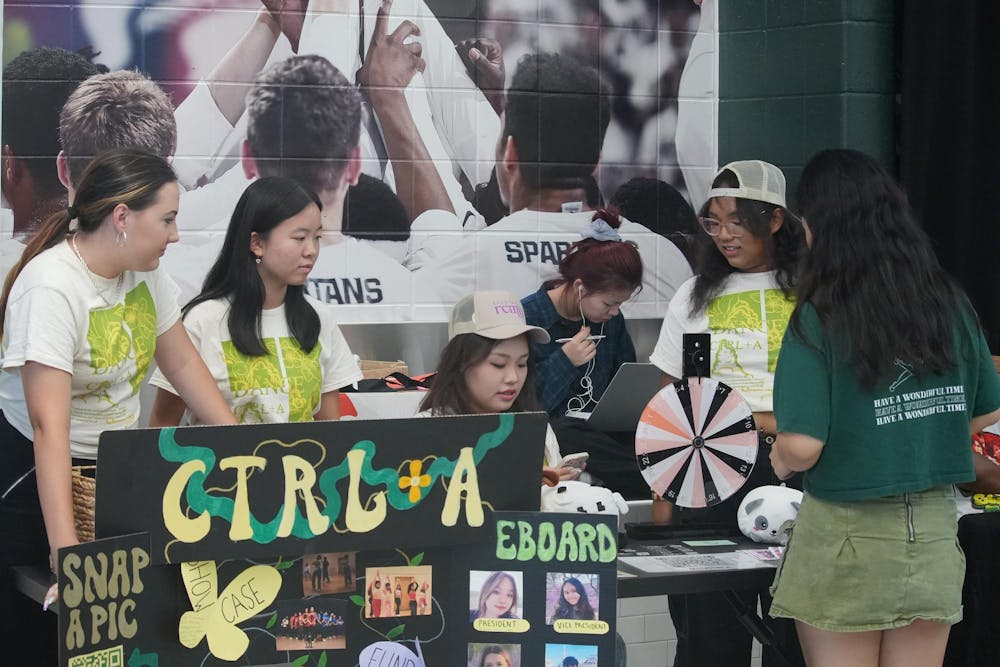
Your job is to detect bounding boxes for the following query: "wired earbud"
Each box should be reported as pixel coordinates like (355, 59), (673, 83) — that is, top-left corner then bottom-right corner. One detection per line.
(566, 280), (606, 415)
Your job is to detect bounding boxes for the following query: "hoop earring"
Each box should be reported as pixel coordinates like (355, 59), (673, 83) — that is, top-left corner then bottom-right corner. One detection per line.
(116, 230), (127, 247)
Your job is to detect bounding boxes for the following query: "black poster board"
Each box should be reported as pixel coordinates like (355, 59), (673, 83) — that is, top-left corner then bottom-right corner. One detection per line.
(58, 414), (620, 665)
(57, 532), (154, 666)
(455, 511), (619, 666)
(95, 414), (545, 564)
(58, 515), (618, 666)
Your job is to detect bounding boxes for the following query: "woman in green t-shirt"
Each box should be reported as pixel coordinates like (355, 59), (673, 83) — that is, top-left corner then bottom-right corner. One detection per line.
(769, 149), (1000, 666)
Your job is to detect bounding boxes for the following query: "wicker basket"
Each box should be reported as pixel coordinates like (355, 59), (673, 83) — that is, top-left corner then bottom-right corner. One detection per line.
(71, 465), (96, 543)
(359, 359), (409, 380)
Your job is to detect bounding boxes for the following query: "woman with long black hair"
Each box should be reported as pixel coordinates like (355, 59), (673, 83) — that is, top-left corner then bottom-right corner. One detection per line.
(650, 160), (806, 667)
(769, 149), (1000, 666)
(551, 576), (597, 621)
(149, 176), (361, 425)
(651, 159), (802, 427)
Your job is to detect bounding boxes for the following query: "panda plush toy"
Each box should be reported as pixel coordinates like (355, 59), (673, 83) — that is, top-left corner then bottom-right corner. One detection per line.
(540, 480), (630, 532)
(737, 485), (803, 544)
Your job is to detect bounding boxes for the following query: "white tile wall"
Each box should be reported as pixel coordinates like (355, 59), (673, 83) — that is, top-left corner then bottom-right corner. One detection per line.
(615, 593), (762, 667)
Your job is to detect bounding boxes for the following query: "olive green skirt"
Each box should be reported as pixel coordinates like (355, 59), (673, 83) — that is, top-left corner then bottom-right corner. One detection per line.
(769, 485), (964, 632)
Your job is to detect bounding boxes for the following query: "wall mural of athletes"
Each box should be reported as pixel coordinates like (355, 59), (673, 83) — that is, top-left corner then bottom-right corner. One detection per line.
(1, 0), (716, 322)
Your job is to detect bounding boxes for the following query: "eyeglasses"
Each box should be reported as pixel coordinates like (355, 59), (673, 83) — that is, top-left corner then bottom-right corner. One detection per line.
(698, 217), (747, 237)
(698, 209), (776, 237)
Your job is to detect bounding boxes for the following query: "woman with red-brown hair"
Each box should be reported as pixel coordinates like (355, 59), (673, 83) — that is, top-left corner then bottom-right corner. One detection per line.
(521, 210), (646, 497)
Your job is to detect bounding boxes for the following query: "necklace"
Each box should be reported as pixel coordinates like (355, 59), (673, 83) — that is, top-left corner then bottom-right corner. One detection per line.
(70, 233), (124, 307)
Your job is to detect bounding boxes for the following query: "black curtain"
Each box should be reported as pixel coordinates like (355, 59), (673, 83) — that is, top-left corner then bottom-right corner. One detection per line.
(899, 1), (1000, 350)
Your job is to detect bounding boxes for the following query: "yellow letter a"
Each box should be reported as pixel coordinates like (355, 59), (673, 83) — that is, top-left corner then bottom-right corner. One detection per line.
(441, 447), (484, 527)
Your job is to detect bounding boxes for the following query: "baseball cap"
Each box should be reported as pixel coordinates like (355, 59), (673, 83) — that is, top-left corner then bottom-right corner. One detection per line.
(708, 160), (788, 208)
(449, 291), (551, 344)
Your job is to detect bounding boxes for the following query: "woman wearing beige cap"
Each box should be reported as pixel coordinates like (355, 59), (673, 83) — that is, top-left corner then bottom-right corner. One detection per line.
(419, 290), (580, 480)
(650, 159), (806, 667)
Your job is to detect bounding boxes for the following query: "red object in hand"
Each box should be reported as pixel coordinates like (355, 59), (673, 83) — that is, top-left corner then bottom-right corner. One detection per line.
(972, 431), (1000, 466)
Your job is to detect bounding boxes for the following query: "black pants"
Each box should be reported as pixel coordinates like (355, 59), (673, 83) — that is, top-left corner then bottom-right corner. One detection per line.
(669, 440), (805, 667)
(550, 416), (650, 499)
(944, 512), (1000, 667)
(668, 589), (804, 667)
(0, 412), (58, 665)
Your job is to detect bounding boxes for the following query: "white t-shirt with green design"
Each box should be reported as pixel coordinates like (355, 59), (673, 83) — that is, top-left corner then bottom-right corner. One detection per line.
(149, 296), (362, 424)
(649, 271), (794, 412)
(0, 241), (181, 458)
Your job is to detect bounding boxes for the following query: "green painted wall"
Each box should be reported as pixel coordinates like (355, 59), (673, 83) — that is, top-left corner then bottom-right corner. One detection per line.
(718, 0), (895, 201)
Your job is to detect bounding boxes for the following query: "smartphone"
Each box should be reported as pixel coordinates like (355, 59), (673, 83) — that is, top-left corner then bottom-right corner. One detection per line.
(555, 335), (607, 343)
(560, 452), (590, 469)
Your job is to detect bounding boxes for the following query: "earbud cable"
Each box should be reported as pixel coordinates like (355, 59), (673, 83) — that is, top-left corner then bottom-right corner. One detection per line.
(566, 295), (605, 414)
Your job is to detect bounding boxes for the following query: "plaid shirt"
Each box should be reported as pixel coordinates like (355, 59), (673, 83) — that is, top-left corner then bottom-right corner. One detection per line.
(521, 285), (636, 416)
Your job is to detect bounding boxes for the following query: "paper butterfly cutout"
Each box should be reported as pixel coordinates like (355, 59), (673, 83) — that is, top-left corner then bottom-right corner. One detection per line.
(177, 560), (281, 661)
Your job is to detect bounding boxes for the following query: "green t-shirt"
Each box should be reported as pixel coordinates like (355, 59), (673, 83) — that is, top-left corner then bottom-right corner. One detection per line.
(774, 303), (1000, 501)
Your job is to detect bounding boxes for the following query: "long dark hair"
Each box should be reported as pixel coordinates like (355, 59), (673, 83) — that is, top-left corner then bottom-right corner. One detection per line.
(184, 176), (322, 356)
(688, 169), (803, 316)
(1, 149), (176, 332)
(553, 576), (596, 620)
(419, 334), (539, 415)
(792, 149), (965, 388)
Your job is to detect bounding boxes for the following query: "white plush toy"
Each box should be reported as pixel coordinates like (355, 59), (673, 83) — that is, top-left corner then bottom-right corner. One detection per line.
(540, 481), (630, 530)
(737, 485), (803, 544)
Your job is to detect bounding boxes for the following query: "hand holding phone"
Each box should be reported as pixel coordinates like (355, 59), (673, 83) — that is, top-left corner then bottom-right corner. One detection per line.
(559, 452), (589, 470)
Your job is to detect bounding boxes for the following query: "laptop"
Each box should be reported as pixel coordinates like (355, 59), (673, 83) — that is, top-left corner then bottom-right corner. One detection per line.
(567, 362), (663, 432)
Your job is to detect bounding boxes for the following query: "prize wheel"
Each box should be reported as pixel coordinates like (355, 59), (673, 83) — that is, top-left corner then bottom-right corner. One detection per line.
(635, 377), (758, 508)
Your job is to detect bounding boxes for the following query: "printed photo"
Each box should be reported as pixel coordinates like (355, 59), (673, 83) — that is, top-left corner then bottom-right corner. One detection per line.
(302, 551), (356, 595)
(274, 597), (347, 651)
(545, 573), (600, 624)
(468, 570), (523, 622)
(363, 565), (433, 619)
(467, 642), (521, 667)
(544, 644), (599, 667)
